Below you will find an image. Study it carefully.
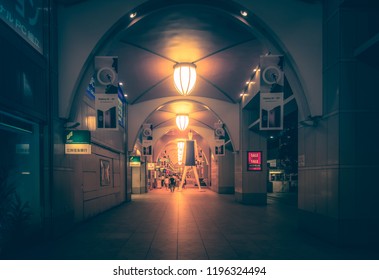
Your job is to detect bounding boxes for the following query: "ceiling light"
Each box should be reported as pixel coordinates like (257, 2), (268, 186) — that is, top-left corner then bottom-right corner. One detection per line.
(173, 63), (197, 96)
(240, 10), (248, 17)
(176, 114), (189, 131)
(130, 12), (137, 19)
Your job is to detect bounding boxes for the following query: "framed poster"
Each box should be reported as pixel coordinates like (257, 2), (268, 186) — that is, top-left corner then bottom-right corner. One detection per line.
(100, 159), (111, 186)
(247, 151), (262, 171)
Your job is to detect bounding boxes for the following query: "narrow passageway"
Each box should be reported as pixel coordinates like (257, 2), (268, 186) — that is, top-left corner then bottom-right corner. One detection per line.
(14, 188), (379, 260)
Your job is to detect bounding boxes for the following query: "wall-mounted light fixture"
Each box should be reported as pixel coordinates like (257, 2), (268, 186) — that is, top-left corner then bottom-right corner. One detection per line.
(173, 63), (197, 95)
(176, 114), (189, 131)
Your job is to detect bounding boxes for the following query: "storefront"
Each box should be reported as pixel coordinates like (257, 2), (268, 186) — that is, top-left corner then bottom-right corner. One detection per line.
(0, 0), (51, 254)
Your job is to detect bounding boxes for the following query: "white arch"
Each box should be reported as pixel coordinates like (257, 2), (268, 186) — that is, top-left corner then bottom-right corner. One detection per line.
(128, 97), (240, 151)
(59, 0), (322, 125)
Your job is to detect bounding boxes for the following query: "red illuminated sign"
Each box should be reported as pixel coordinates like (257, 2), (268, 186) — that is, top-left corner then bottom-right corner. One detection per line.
(247, 151), (262, 171)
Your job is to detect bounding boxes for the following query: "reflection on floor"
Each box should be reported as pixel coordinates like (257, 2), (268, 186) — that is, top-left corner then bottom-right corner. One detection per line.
(10, 187), (379, 260)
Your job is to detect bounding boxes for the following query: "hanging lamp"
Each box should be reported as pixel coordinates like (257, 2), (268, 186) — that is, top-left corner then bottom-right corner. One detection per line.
(176, 114), (189, 131)
(173, 63), (197, 95)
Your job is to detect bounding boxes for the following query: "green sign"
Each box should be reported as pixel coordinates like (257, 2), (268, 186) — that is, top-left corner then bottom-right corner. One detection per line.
(65, 130), (91, 144)
(129, 156), (141, 167)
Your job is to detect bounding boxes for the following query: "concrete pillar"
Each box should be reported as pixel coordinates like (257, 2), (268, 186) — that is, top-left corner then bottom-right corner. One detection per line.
(235, 107), (268, 205)
(298, 1), (379, 246)
(217, 149), (235, 194)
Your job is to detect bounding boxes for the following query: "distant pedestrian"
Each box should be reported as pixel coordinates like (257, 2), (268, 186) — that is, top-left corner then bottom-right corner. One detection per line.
(169, 176), (176, 192)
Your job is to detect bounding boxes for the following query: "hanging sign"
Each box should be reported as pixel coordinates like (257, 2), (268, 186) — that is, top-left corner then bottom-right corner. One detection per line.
(94, 56), (119, 130)
(129, 156), (141, 167)
(95, 94), (118, 129)
(214, 139), (225, 156)
(147, 162), (155, 171)
(142, 139), (153, 156)
(247, 151), (262, 171)
(260, 55), (284, 93)
(65, 130), (91, 155)
(259, 55), (284, 131)
(260, 92), (283, 130)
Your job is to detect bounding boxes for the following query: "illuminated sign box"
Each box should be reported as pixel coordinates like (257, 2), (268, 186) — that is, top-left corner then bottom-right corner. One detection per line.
(147, 162), (155, 171)
(65, 130), (91, 155)
(247, 151), (262, 171)
(129, 156), (141, 167)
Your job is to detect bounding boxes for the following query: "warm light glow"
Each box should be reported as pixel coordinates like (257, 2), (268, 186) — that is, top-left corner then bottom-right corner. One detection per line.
(176, 114), (189, 131)
(86, 116), (96, 131)
(173, 63), (197, 95)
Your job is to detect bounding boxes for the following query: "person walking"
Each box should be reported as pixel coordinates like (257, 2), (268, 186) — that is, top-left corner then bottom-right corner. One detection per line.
(169, 176), (176, 192)
(164, 176), (169, 190)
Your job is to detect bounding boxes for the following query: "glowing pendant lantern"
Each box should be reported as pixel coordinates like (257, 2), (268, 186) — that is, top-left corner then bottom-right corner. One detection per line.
(176, 114), (189, 131)
(173, 63), (197, 95)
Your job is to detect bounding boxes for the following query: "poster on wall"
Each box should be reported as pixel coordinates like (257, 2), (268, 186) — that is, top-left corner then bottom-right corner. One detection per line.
(247, 151), (262, 171)
(0, 0), (44, 53)
(100, 159), (111, 186)
(259, 92), (283, 130)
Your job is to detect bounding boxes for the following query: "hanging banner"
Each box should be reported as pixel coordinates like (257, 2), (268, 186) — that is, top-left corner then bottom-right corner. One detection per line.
(95, 56), (119, 94)
(95, 94), (118, 129)
(185, 140), (196, 166)
(260, 92), (283, 130)
(142, 139), (152, 156)
(214, 139), (225, 156)
(94, 56), (119, 130)
(260, 55), (284, 93)
(259, 55), (284, 131)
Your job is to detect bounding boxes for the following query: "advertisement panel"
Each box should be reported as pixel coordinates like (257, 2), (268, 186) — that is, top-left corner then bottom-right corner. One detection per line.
(247, 151), (262, 171)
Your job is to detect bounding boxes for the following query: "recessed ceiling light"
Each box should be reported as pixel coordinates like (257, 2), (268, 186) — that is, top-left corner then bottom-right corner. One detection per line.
(124, 94), (128, 97)
(119, 82), (123, 86)
(240, 10), (248, 17)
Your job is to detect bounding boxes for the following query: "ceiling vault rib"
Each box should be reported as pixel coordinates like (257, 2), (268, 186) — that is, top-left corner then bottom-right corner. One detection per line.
(192, 119), (214, 130)
(192, 38), (256, 63)
(131, 75), (171, 104)
(120, 40), (178, 63)
(153, 117), (176, 129)
(197, 74), (236, 103)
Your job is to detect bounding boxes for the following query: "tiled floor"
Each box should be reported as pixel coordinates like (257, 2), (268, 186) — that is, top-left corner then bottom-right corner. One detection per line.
(12, 188), (379, 260)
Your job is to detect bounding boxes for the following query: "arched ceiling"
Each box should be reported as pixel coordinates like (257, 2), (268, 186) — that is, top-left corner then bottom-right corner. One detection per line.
(58, 0), (279, 160)
(106, 1), (266, 155)
(111, 4), (264, 105)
